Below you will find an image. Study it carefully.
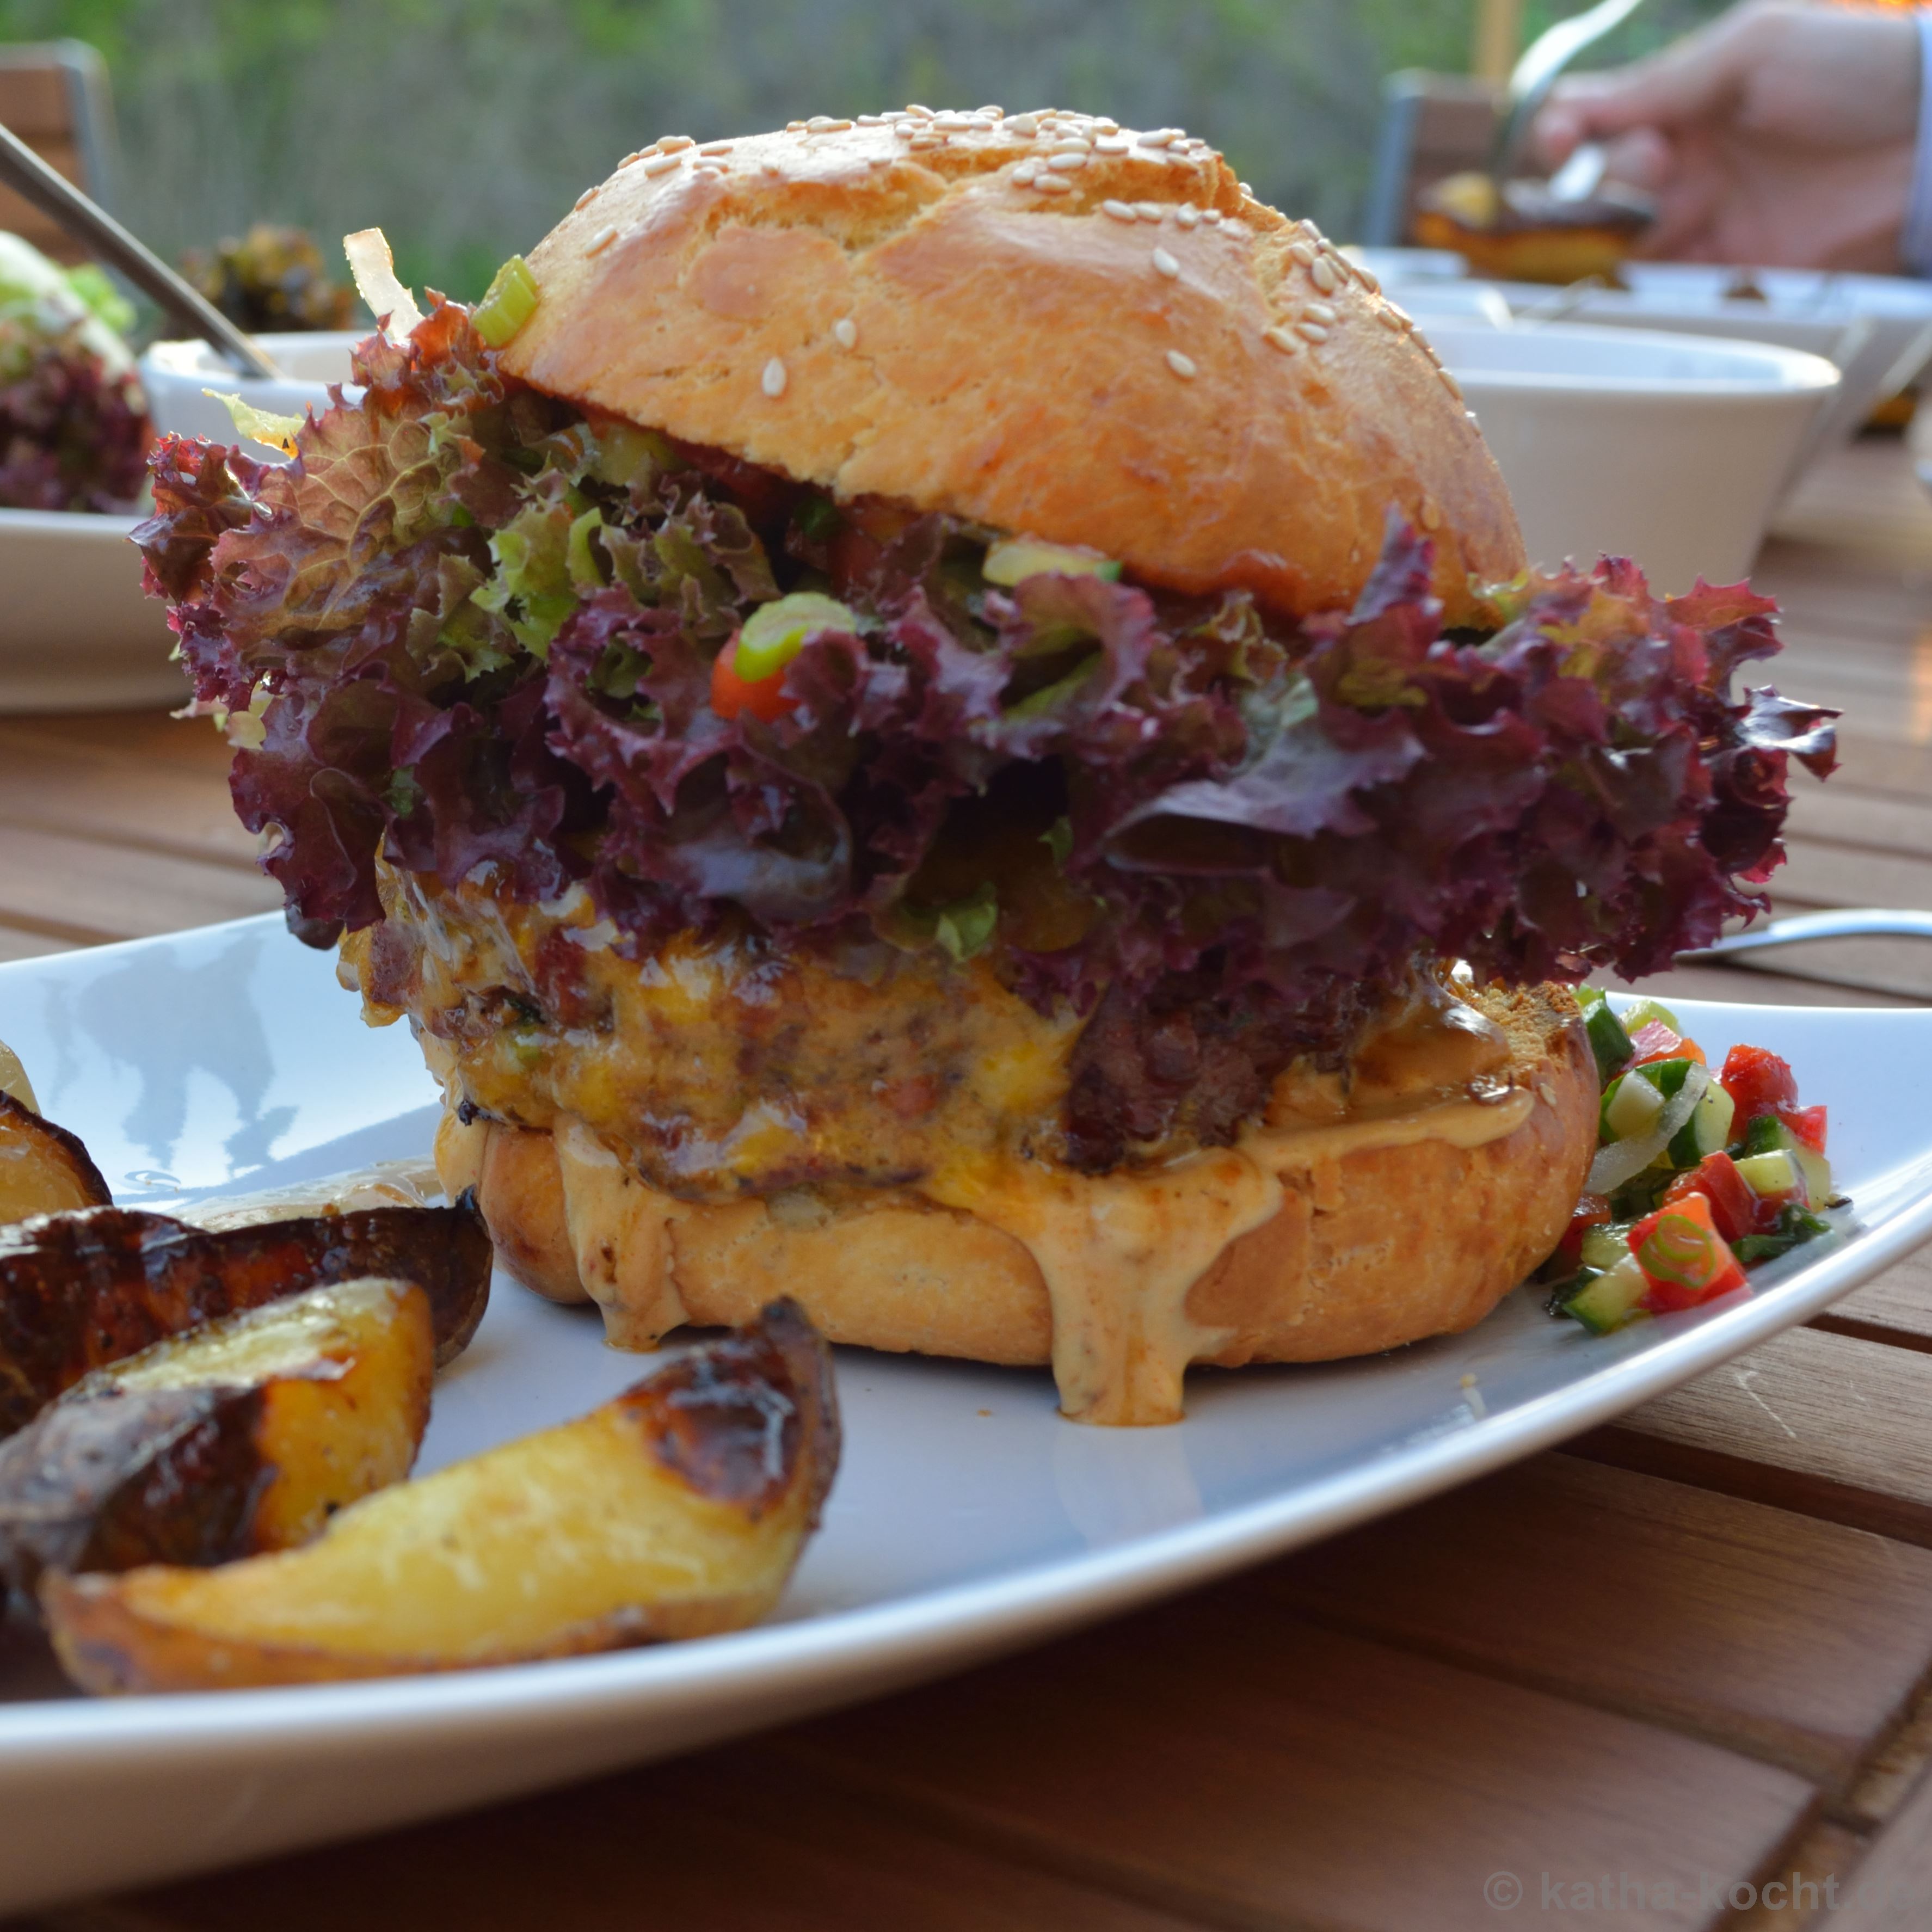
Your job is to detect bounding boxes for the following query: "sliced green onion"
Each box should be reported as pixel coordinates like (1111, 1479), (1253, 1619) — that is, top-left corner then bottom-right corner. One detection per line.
(733, 593), (859, 684)
(983, 537), (1123, 587)
(933, 884), (999, 962)
(472, 255), (540, 349)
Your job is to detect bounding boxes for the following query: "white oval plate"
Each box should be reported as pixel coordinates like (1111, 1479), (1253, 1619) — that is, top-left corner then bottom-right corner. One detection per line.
(1, 914), (1928, 1911)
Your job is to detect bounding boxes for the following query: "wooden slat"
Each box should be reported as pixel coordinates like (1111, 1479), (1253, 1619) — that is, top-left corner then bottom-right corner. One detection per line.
(1577, 1327), (1932, 1549)
(0, 825), (280, 945)
(103, 1746), (1208, 1932)
(1817, 1246), (1932, 1354)
(0, 740), (258, 873)
(1783, 1764), (1932, 1928)
(0, 715), (236, 780)
(0, 65), (73, 134)
(1264, 1453), (1932, 1789)
(785, 1599), (1816, 1932)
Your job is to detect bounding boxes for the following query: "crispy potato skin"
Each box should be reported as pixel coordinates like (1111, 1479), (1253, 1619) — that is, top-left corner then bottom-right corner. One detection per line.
(0, 1094), (111, 1227)
(0, 1195), (490, 1436)
(44, 1300), (840, 1693)
(0, 1280), (432, 1600)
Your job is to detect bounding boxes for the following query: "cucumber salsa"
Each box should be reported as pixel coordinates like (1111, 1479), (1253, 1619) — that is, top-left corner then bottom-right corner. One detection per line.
(1541, 993), (1841, 1336)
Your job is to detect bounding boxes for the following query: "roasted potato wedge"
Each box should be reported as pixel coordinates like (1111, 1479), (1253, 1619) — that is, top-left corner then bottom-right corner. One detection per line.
(0, 1093), (112, 1227)
(45, 1299), (840, 1692)
(0, 1277), (432, 1600)
(0, 1194), (490, 1436)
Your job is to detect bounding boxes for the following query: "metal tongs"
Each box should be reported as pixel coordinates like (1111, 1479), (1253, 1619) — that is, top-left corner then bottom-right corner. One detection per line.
(1490, 0), (1651, 185)
(0, 117), (280, 378)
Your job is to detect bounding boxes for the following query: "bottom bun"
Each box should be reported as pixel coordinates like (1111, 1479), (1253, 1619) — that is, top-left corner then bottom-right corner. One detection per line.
(438, 983), (1596, 1424)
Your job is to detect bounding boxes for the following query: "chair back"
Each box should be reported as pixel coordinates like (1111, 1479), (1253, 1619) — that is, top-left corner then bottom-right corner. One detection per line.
(1361, 70), (1500, 248)
(0, 39), (119, 264)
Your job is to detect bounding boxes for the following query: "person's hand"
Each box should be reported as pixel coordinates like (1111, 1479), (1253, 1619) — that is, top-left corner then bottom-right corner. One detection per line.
(1533, 0), (1922, 270)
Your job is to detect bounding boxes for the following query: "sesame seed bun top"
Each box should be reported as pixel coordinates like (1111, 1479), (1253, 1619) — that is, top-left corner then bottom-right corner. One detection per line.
(502, 108), (1525, 622)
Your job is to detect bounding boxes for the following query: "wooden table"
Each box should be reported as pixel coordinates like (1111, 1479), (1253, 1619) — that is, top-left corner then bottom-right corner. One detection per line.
(9, 441), (1932, 1932)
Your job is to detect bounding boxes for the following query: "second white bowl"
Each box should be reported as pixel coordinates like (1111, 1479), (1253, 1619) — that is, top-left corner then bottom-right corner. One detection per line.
(139, 331), (363, 462)
(1425, 321), (1839, 594)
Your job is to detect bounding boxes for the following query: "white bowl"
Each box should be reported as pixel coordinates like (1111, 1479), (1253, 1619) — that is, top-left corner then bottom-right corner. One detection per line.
(0, 510), (185, 712)
(139, 331), (363, 462)
(1424, 321), (1839, 593)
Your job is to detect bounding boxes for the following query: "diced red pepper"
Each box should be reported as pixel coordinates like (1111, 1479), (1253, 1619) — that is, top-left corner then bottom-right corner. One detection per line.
(1629, 1190), (1749, 1313)
(1719, 1043), (1799, 1128)
(1551, 1192), (1613, 1273)
(1627, 1020), (1705, 1068)
(709, 636), (799, 723)
(1662, 1150), (1762, 1244)
(1780, 1103), (1828, 1154)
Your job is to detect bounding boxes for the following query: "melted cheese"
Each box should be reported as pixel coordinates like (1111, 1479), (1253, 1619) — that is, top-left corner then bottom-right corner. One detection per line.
(926, 1087), (1534, 1426)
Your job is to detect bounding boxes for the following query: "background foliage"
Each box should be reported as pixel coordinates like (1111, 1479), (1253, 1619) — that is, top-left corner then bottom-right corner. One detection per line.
(3, 0), (1728, 300)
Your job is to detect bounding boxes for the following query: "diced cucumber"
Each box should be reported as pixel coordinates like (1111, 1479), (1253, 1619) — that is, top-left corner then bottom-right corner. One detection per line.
(1736, 1115), (1832, 1203)
(1578, 1221), (1637, 1272)
(1559, 1253), (1650, 1335)
(1667, 1081), (1736, 1169)
(1735, 1148), (1804, 1202)
(1582, 998), (1634, 1082)
(1602, 1070), (1665, 1141)
(983, 538), (1123, 587)
(1617, 997), (1680, 1036)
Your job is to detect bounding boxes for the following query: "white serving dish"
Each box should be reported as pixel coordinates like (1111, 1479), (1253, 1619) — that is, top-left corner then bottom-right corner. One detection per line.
(1370, 253), (1932, 478)
(0, 913), (1928, 1910)
(1424, 321), (1839, 592)
(0, 510), (185, 713)
(139, 330), (362, 463)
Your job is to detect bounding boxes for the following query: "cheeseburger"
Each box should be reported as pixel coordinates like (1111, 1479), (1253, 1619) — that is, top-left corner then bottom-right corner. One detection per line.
(139, 109), (1833, 1426)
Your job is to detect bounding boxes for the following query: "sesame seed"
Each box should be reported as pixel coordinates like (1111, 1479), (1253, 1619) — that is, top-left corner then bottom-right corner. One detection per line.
(1201, 208), (1222, 225)
(1354, 263), (1381, 294)
(980, 105), (1005, 118)
(1238, 180), (1254, 195)
(1135, 201), (1164, 221)
(833, 317), (858, 349)
(1176, 204), (1201, 227)
(1051, 138), (1092, 153)
(1152, 246), (1180, 278)
(1294, 319), (1329, 343)
(1013, 164), (1039, 185)
(659, 135), (694, 152)
(1137, 128), (1181, 147)
(1007, 114), (1039, 136)
(1165, 348), (1198, 378)
(1288, 241), (1315, 268)
(905, 103), (933, 117)
(1375, 306), (1407, 331)
(1310, 255), (1339, 294)
(1438, 367), (1464, 399)
(786, 121), (807, 132)
(693, 161), (727, 174)
(620, 151), (644, 167)
(643, 152), (682, 176)
(1302, 300), (1337, 324)
(700, 139), (733, 154)
(1102, 200), (1137, 223)
(1033, 173), (1073, 194)
(1263, 326), (1299, 354)
(1094, 119), (1120, 133)
(909, 135), (940, 150)
(586, 225), (620, 255)
(856, 114), (888, 126)
(1303, 221), (1327, 244)
(574, 188), (598, 210)
(762, 357), (788, 398)
(1047, 151), (1087, 171)
(866, 154), (890, 169)
(1095, 135), (1131, 154)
